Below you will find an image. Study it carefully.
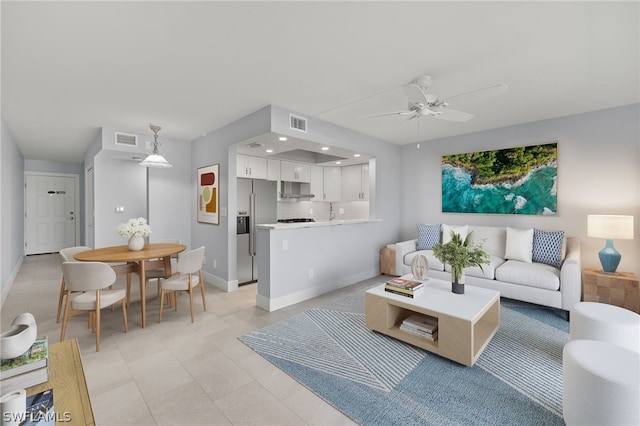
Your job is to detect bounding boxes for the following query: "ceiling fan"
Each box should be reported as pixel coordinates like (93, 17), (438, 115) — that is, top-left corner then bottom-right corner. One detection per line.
(359, 75), (508, 124)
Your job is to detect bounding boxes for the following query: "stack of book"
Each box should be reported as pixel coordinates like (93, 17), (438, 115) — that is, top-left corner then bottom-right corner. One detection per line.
(0, 337), (49, 394)
(385, 277), (424, 298)
(400, 314), (438, 341)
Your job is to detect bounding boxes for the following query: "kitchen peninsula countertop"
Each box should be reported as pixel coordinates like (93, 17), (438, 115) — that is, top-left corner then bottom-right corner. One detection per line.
(257, 218), (381, 230)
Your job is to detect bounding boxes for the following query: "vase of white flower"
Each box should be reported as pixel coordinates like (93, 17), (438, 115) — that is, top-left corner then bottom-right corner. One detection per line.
(128, 235), (145, 251)
(117, 217), (151, 251)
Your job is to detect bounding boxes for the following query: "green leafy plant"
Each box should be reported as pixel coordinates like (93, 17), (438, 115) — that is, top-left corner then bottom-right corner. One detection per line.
(432, 231), (490, 282)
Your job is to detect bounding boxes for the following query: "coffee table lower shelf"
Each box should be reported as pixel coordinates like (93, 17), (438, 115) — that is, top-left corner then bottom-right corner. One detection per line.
(365, 280), (500, 366)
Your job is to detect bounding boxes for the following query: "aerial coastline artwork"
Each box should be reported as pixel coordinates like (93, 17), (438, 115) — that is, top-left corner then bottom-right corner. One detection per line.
(442, 142), (557, 215)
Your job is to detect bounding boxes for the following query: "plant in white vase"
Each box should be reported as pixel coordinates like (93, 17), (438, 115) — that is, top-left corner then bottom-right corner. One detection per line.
(117, 217), (151, 251)
(432, 231), (490, 294)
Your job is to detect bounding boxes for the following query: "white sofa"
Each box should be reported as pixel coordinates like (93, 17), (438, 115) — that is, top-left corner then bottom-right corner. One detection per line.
(391, 224), (581, 315)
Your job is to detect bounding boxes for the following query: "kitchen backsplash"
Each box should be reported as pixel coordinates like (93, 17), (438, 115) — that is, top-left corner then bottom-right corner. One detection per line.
(278, 200), (369, 222)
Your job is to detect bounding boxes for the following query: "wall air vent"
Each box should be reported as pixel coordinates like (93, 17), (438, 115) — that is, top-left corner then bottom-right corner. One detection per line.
(115, 132), (138, 147)
(289, 114), (308, 133)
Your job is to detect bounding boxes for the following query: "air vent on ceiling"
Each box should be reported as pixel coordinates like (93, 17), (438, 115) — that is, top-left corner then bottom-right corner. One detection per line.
(247, 142), (263, 149)
(289, 114), (308, 133)
(115, 132), (138, 147)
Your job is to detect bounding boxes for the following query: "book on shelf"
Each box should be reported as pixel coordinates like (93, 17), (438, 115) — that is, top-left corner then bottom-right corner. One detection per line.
(384, 287), (423, 298)
(402, 314), (438, 334)
(0, 366), (49, 394)
(0, 336), (48, 380)
(399, 324), (438, 341)
(385, 277), (423, 290)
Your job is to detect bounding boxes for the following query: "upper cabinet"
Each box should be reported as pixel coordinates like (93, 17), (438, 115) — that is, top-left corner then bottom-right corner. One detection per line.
(341, 163), (369, 201)
(322, 166), (342, 201)
(267, 159), (280, 181)
(237, 154), (267, 179)
(280, 161), (310, 183)
(309, 166), (323, 200)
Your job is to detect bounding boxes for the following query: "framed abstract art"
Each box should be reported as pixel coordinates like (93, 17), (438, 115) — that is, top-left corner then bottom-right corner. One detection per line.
(197, 164), (220, 224)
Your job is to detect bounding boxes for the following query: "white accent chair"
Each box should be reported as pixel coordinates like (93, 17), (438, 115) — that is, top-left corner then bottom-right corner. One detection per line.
(57, 246), (92, 323)
(158, 246), (206, 323)
(570, 302), (640, 352)
(60, 261), (128, 352)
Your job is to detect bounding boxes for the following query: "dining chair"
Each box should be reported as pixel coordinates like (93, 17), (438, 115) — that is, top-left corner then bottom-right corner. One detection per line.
(158, 246), (206, 323)
(135, 239), (181, 306)
(60, 261), (128, 352)
(57, 246), (92, 323)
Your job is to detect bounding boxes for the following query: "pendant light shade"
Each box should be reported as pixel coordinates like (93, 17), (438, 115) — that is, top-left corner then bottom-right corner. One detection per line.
(140, 124), (172, 168)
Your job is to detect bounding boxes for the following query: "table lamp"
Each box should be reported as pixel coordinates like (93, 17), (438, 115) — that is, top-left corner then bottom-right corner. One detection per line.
(587, 215), (634, 274)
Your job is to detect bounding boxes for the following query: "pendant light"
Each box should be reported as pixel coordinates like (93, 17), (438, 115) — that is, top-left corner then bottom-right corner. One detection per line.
(140, 124), (172, 168)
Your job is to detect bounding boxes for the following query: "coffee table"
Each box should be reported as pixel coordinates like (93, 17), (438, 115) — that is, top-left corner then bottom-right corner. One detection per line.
(365, 277), (500, 366)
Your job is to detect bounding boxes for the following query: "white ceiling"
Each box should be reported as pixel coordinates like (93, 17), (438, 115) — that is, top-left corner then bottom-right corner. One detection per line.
(2, 1), (638, 163)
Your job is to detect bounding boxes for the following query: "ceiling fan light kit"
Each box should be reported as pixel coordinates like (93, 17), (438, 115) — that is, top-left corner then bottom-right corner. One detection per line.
(359, 75), (507, 125)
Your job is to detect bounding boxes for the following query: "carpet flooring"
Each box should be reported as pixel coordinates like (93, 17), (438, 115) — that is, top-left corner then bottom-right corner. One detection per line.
(239, 286), (569, 425)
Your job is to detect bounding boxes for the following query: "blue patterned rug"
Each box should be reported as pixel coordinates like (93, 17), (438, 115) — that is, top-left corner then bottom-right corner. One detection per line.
(239, 286), (569, 425)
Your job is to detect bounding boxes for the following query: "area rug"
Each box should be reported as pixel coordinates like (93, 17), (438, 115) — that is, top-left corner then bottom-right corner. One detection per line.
(239, 287), (569, 425)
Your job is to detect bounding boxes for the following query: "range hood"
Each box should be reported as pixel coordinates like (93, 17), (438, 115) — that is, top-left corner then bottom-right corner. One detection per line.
(280, 181), (315, 199)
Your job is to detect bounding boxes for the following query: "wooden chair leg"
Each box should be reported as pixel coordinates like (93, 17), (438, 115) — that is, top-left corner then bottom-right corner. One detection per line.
(57, 277), (65, 323)
(158, 290), (165, 323)
(60, 291), (71, 343)
(126, 273), (131, 308)
(95, 291), (101, 352)
(199, 271), (206, 312)
(121, 299), (128, 332)
(188, 287), (194, 323)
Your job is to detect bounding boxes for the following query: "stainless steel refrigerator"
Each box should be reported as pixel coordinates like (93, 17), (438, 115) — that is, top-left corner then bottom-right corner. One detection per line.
(237, 178), (277, 285)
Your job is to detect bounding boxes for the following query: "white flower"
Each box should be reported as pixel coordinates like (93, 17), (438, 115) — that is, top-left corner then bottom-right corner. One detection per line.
(117, 217), (152, 238)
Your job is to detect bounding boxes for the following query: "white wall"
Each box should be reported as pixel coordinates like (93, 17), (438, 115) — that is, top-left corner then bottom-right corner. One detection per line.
(91, 127), (192, 248)
(1, 119), (25, 304)
(399, 104), (640, 276)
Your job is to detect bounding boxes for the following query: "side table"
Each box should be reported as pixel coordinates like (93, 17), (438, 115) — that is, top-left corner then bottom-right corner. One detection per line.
(380, 247), (396, 275)
(582, 268), (639, 314)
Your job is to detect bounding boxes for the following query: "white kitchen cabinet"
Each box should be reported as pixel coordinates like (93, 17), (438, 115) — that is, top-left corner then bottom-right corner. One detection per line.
(309, 166), (323, 200)
(237, 154), (267, 179)
(341, 163), (369, 201)
(280, 161), (310, 183)
(322, 166), (341, 201)
(267, 159), (280, 181)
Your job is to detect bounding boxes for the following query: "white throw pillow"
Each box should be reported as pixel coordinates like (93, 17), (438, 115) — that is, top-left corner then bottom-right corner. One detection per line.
(505, 227), (533, 263)
(442, 224), (469, 244)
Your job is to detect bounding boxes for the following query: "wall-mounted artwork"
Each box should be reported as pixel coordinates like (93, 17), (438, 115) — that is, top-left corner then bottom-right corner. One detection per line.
(197, 164), (219, 225)
(442, 142), (557, 215)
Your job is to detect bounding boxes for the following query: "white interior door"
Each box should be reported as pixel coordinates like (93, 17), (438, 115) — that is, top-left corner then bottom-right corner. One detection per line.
(25, 173), (78, 254)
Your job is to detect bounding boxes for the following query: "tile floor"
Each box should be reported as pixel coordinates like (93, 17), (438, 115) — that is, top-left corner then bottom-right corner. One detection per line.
(2, 253), (382, 425)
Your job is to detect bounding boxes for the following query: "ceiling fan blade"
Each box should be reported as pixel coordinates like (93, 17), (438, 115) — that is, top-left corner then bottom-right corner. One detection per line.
(435, 109), (474, 122)
(440, 84), (508, 105)
(399, 114), (419, 126)
(402, 83), (428, 105)
(355, 110), (414, 119)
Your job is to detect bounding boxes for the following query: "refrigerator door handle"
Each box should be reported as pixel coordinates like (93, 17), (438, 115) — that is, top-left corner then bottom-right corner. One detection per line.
(249, 193), (256, 256)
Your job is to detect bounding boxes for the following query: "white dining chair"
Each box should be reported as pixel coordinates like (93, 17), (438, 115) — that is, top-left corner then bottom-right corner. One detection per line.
(60, 261), (128, 352)
(158, 246), (206, 323)
(57, 246), (92, 323)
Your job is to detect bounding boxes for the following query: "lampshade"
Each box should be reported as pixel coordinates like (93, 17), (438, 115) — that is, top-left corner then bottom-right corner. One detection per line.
(140, 124), (172, 168)
(587, 215), (634, 240)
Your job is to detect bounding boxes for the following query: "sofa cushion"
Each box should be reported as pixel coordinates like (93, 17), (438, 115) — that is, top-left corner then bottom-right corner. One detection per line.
(417, 223), (441, 250)
(532, 228), (565, 268)
(442, 224), (468, 244)
(404, 250), (444, 271)
(505, 227), (533, 263)
(444, 254), (506, 280)
(495, 260), (560, 291)
(468, 226), (506, 258)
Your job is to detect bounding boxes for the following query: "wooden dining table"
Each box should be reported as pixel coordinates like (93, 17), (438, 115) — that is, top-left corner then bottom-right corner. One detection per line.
(74, 243), (186, 328)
